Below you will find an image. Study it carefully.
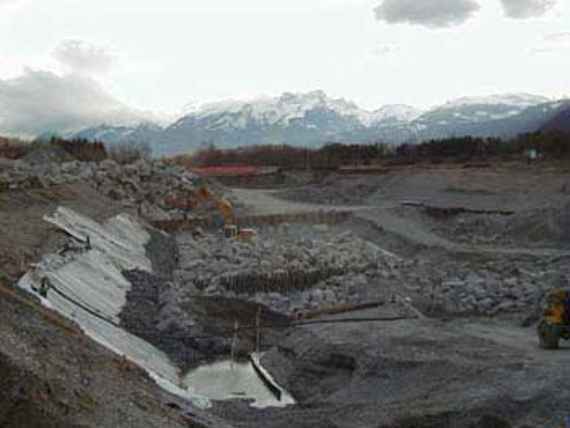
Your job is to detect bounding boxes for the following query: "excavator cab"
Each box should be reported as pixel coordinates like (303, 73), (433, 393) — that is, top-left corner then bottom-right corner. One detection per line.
(195, 186), (256, 241)
(537, 288), (570, 349)
(224, 224), (238, 238)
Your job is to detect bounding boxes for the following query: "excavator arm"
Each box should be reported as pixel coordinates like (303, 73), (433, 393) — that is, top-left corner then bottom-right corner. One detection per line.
(216, 198), (235, 225)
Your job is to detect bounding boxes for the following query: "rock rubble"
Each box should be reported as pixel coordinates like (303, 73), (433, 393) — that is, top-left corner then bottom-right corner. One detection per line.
(0, 158), (203, 221)
(173, 226), (401, 315)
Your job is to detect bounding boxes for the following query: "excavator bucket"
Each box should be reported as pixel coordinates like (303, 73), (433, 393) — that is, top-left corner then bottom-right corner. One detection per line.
(196, 186), (212, 201)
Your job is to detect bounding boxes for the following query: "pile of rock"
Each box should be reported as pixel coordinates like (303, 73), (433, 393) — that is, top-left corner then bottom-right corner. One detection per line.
(398, 257), (570, 316)
(425, 206), (570, 249)
(0, 158), (202, 221)
(91, 160), (201, 219)
(173, 227), (401, 314)
(278, 174), (380, 206)
(433, 272), (543, 315)
(170, 218), (569, 318)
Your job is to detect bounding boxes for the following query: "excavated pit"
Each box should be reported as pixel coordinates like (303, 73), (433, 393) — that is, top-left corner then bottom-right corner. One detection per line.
(17, 207), (209, 409)
(182, 358), (295, 409)
(15, 206), (297, 412)
(117, 219), (297, 408)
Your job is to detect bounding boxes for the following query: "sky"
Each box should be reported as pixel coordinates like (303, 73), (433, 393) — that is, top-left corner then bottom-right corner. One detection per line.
(1, 0), (569, 136)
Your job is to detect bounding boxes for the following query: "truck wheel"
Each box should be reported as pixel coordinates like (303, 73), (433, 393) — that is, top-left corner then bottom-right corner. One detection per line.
(538, 321), (560, 349)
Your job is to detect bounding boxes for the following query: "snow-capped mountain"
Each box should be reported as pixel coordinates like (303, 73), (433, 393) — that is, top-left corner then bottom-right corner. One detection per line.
(418, 93), (552, 128)
(71, 91), (568, 156)
(541, 104), (570, 133)
(189, 91), (369, 126)
(370, 105), (423, 124)
(73, 122), (163, 146)
(174, 92), (421, 130)
(442, 93), (550, 109)
(155, 91), (374, 154)
(409, 97), (569, 142)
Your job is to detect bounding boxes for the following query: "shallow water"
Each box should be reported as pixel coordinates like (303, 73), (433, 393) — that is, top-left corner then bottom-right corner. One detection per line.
(183, 358), (295, 408)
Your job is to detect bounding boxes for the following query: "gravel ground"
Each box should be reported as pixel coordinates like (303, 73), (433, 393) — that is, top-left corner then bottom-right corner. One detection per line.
(0, 174), (232, 428)
(120, 228), (291, 371)
(404, 203), (570, 250)
(208, 307), (570, 428)
(173, 225), (400, 316)
(0, 281), (230, 428)
(5, 161), (570, 428)
(204, 174), (570, 428)
(277, 173), (382, 206)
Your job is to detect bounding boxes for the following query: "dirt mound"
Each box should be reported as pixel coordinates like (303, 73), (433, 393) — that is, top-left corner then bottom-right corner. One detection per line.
(23, 143), (73, 165)
(278, 174), (380, 205)
(0, 351), (71, 428)
(507, 203), (570, 247)
(0, 182), (131, 281)
(420, 203), (570, 249)
(0, 281), (226, 428)
(214, 306), (565, 428)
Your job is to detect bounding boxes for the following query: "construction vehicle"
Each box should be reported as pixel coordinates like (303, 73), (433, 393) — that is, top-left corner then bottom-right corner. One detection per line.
(196, 186), (256, 241)
(537, 288), (570, 349)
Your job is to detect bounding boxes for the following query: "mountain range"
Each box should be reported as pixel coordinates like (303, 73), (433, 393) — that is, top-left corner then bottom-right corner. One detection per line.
(72, 91), (570, 157)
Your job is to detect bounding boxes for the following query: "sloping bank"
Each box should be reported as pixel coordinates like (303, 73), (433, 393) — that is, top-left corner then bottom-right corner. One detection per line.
(17, 206), (210, 409)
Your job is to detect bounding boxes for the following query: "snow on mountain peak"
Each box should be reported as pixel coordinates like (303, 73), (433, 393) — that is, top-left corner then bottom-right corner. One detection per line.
(176, 91), (427, 131)
(178, 91), (371, 129)
(371, 104), (423, 123)
(443, 93), (551, 109)
(73, 90), (568, 157)
(171, 91), (553, 133)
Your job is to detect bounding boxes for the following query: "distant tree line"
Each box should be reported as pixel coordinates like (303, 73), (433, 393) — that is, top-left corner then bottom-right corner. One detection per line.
(397, 131), (570, 162)
(183, 142), (392, 169)
(0, 136), (151, 164)
(3, 130), (569, 167)
(48, 137), (108, 162)
(182, 130), (570, 169)
(50, 137), (152, 164)
(0, 137), (28, 159)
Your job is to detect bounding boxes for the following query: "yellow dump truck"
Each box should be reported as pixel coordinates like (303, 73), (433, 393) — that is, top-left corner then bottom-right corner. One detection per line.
(537, 288), (570, 349)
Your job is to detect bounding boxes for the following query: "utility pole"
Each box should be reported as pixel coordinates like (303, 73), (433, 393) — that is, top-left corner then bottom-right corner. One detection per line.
(256, 306), (262, 355)
(231, 320), (239, 367)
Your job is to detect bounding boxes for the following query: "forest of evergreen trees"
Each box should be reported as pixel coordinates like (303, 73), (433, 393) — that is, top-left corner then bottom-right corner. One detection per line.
(183, 130), (570, 169)
(0, 136), (107, 161)
(3, 129), (569, 168)
(0, 136), (150, 164)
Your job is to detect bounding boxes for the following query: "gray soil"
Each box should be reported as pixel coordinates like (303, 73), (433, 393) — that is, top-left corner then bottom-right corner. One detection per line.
(120, 228), (292, 371)
(4, 160), (570, 428)
(0, 281), (230, 428)
(0, 176), (230, 428)
(211, 310), (570, 428)
(197, 165), (570, 428)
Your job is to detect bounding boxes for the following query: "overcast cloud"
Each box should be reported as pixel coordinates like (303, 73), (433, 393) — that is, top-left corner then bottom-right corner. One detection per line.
(0, 70), (145, 137)
(53, 40), (116, 75)
(543, 31), (570, 42)
(530, 30), (570, 54)
(374, 0), (481, 28)
(0, 0), (569, 138)
(500, 0), (557, 18)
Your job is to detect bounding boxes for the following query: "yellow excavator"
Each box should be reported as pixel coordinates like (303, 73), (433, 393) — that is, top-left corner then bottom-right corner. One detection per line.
(537, 288), (570, 349)
(196, 186), (256, 240)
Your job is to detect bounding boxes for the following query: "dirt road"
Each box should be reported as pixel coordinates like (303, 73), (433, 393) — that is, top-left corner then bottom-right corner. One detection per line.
(230, 187), (570, 259)
(458, 319), (570, 363)
(216, 305), (570, 428)
(229, 187), (371, 215)
(189, 181), (570, 427)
